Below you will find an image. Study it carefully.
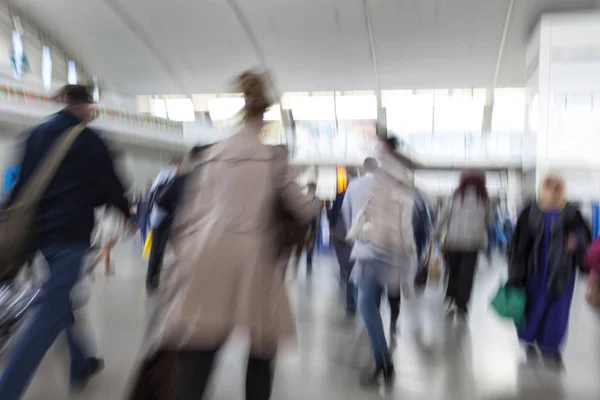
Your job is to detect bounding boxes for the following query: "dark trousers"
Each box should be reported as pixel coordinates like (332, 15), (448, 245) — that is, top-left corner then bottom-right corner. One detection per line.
(444, 251), (478, 311)
(294, 241), (315, 274)
(146, 223), (170, 288)
(332, 237), (356, 315)
(178, 349), (274, 400)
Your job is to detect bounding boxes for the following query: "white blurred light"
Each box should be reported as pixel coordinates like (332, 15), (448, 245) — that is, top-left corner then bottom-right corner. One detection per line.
(166, 98), (195, 122)
(67, 60), (78, 84)
(41, 46), (52, 90)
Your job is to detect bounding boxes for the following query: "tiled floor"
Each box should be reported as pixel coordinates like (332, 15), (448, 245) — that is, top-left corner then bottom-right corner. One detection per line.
(9, 242), (600, 399)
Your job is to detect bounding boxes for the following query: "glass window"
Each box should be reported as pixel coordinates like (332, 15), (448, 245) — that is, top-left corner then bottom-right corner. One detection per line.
(67, 60), (77, 84)
(289, 95), (335, 120)
(166, 98), (195, 122)
(433, 90), (484, 133)
(150, 98), (167, 119)
(92, 76), (100, 102)
(41, 46), (52, 90)
(208, 97), (245, 121)
(11, 30), (24, 80)
(491, 88), (525, 132)
(335, 94), (377, 120)
(384, 90), (434, 135)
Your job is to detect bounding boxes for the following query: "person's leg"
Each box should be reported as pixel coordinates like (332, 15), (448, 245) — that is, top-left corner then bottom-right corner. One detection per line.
(146, 225), (169, 289)
(246, 355), (275, 400)
(0, 242), (89, 400)
(333, 238), (356, 316)
(305, 241), (314, 275)
(455, 252), (479, 313)
(388, 293), (401, 335)
(178, 349), (218, 400)
(356, 270), (393, 386)
(444, 251), (461, 304)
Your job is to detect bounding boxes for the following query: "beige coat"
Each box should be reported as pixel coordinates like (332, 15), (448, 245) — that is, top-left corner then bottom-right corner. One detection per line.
(145, 124), (318, 359)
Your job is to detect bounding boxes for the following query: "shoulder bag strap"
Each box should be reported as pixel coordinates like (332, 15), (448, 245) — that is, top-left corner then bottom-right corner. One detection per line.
(13, 123), (87, 209)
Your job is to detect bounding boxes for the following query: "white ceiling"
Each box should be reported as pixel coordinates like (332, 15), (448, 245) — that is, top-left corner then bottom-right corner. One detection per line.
(11, 0), (600, 95)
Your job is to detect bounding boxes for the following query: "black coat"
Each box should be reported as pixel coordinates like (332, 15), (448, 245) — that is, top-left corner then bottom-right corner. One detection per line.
(508, 202), (591, 298)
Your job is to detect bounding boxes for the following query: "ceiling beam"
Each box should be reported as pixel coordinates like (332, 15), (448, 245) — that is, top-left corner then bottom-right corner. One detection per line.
(99, 0), (188, 95)
(483, 0), (515, 133)
(362, 0), (381, 107)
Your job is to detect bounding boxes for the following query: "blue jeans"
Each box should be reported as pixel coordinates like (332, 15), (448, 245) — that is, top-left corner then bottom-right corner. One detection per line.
(0, 242), (96, 400)
(356, 268), (391, 366)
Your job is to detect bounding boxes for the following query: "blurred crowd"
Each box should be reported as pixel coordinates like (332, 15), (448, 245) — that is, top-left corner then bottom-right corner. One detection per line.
(0, 73), (597, 400)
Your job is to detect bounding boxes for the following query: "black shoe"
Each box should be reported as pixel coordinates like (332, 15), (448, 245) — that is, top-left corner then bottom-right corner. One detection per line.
(359, 362), (395, 388)
(71, 357), (105, 391)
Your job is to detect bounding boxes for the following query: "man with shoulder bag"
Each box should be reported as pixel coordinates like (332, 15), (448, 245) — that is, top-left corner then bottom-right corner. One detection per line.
(0, 85), (134, 400)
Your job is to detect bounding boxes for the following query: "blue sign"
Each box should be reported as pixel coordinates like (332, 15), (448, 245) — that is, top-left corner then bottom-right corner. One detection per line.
(4, 166), (20, 195)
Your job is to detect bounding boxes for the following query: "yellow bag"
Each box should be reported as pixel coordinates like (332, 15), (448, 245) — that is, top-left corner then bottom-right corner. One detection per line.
(142, 231), (153, 261)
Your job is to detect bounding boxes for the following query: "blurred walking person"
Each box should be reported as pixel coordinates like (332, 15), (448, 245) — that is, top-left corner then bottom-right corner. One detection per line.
(345, 139), (416, 387)
(0, 85), (133, 400)
(127, 70), (319, 400)
(146, 159), (182, 291)
(293, 182), (319, 276)
(434, 170), (493, 317)
(509, 175), (590, 365)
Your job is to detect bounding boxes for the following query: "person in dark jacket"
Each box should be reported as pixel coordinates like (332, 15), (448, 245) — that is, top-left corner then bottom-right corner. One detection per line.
(509, 175), (590, 365)
(146, 158), (182, 292)
(0, 85), (133, 400)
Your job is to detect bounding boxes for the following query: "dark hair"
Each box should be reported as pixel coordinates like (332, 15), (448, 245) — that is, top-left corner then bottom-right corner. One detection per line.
(307, 182), (317, 191)
(52, 85), (93, 106)
(363, 157), (378, 173)
(346, 166), (359, 178)
(455, 170), (488, 201)
(380, 136), (400, 151)
(236, 70), (272, 120)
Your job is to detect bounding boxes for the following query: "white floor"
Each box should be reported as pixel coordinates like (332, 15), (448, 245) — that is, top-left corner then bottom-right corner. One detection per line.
(8, 241), (600, 399)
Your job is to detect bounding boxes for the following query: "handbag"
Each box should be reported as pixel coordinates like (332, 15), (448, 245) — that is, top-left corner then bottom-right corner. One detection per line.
(425, 242), (444, 282)
(0, 123), (86, 283)
(346, 198), (372, 242)
(491, 284), (526, 327)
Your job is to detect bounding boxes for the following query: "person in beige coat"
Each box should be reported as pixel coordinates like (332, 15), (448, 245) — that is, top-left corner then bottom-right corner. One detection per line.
(127, 71), (319, 400)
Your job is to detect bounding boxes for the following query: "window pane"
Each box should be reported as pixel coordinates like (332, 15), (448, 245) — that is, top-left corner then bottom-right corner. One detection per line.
(335, 94), (377, 120)
(166, 98), (195, 121)
(384, 91), (433, 135)
(41, 46), (52, 90)
(208, 97), (245, 121)
(491, 88), (525, 132)
(434, 92), (484, 133)
(150, 98), (167, 119)
(67, 60), (77, 84)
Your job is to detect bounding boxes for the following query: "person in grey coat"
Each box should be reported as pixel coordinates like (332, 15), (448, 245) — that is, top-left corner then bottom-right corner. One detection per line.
(434, 170), (493, 316)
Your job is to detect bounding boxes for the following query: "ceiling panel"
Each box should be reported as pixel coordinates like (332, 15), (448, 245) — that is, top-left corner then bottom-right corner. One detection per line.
(15, 0), (180, 94)
(239, 0), (374, 92)
(10, 0), (600, 95)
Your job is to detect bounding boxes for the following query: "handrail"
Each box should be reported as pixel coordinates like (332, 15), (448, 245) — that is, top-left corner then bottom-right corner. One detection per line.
(0, 83), (183, 134)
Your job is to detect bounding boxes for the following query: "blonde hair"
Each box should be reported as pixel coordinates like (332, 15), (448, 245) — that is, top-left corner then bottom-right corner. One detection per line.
(538, 174), (566, 210)
(235, 70), (272, 120)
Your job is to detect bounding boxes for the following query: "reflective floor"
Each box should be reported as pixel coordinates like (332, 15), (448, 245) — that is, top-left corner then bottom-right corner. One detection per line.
(12, 241), (600, 399)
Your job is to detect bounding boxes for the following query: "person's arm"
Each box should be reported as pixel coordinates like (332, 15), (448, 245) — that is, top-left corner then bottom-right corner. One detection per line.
(87, 131), (131, 219)
(274, 150), (319, 224)
(507, 206), (532, 287)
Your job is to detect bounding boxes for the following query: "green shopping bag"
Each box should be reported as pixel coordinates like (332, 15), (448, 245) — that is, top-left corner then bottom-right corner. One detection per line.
(491, 284), (526, 328)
